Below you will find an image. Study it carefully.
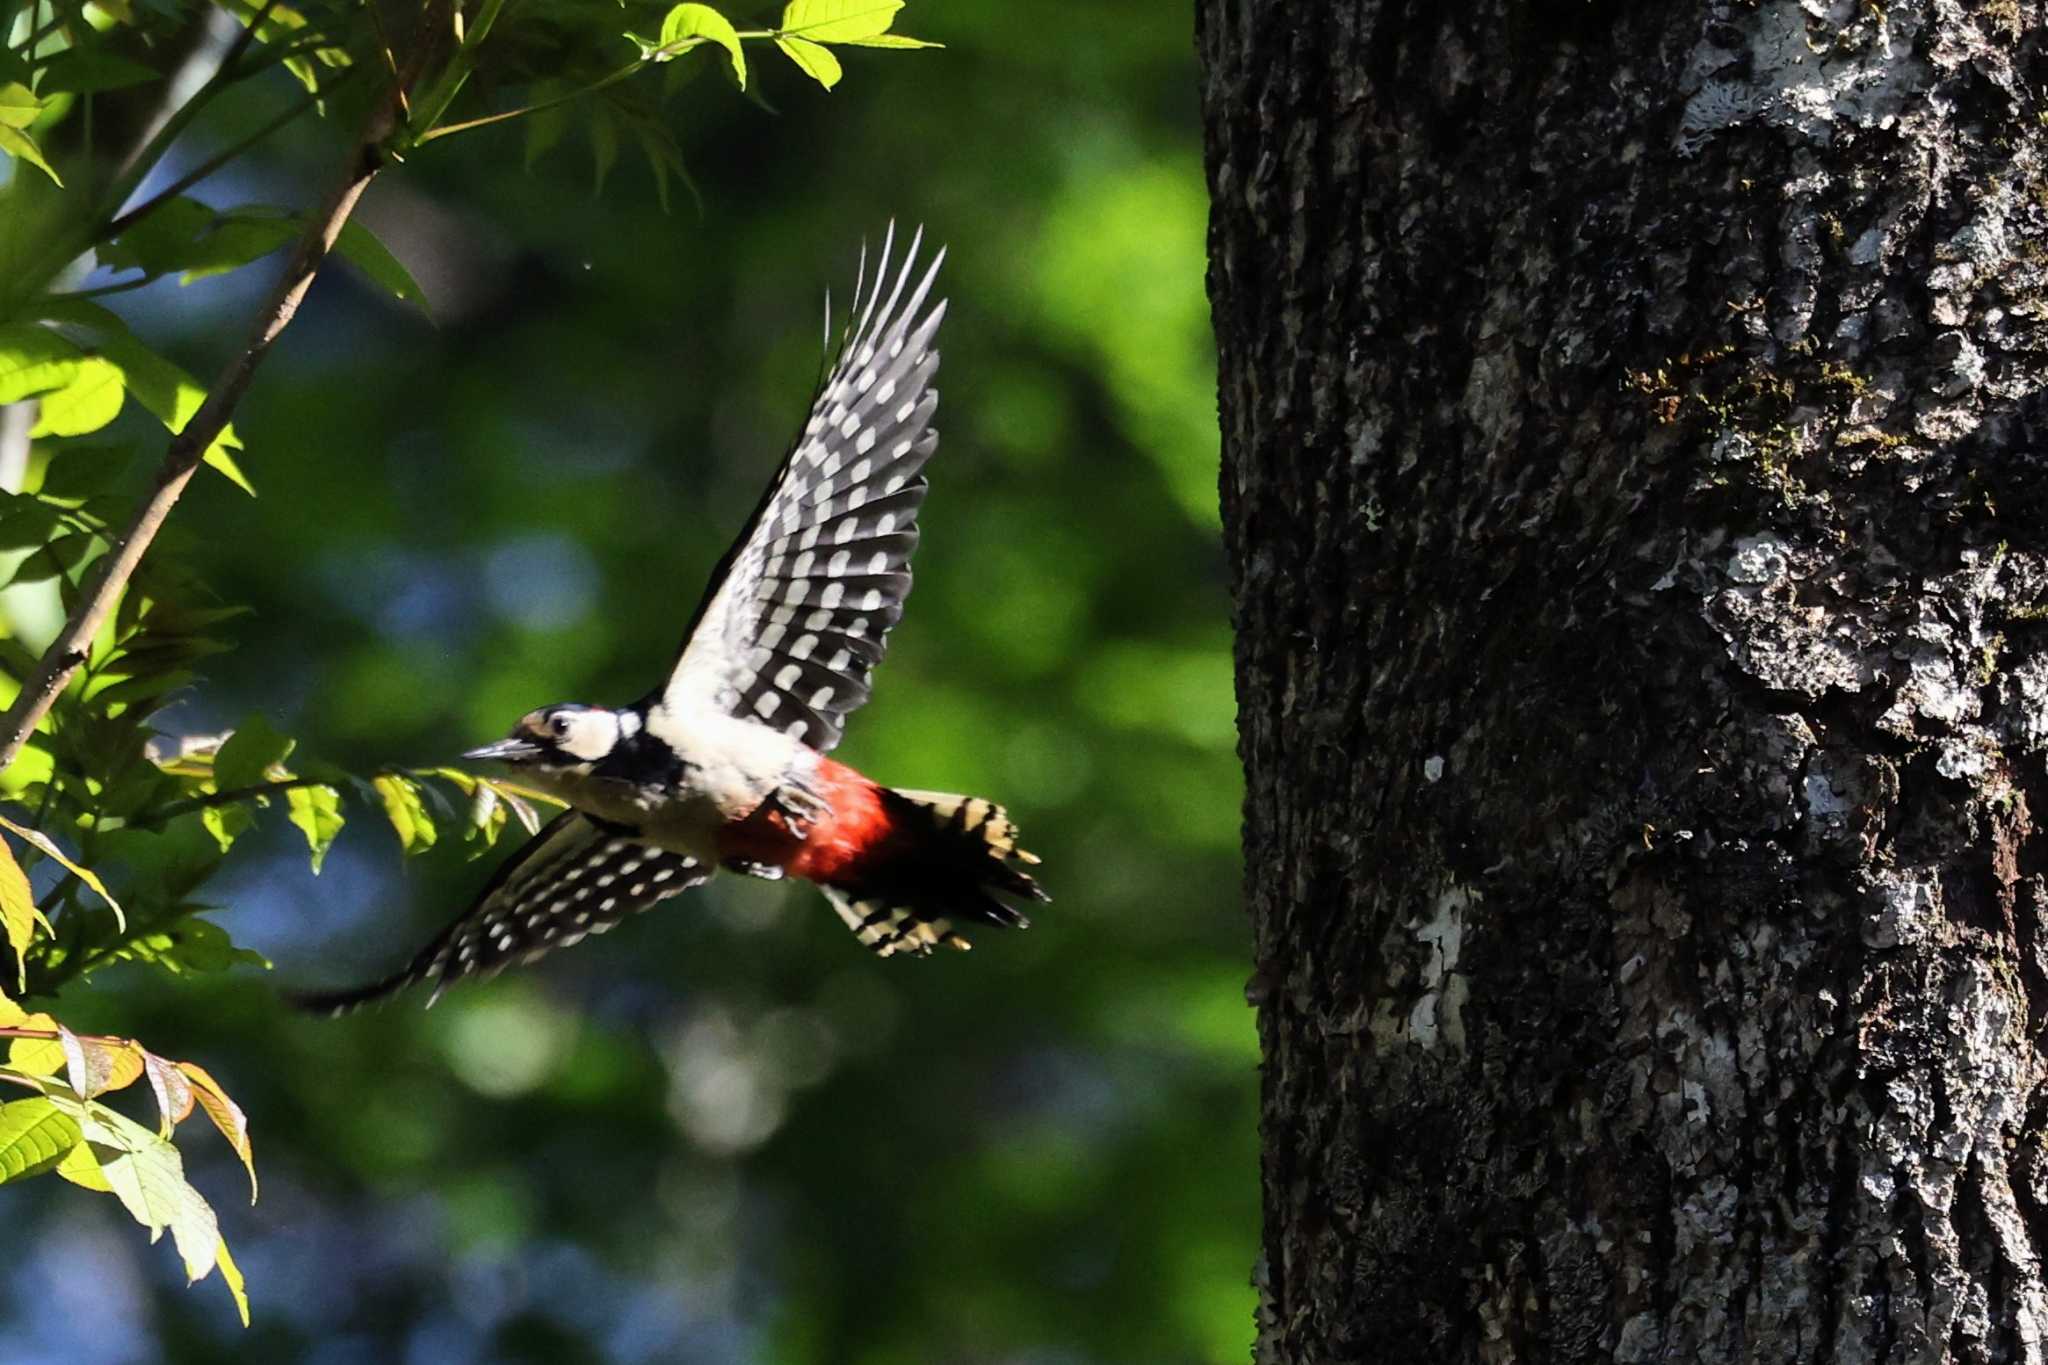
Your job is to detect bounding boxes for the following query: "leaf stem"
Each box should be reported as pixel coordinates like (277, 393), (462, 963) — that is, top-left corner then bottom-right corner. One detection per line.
(415, 55), (650, 143)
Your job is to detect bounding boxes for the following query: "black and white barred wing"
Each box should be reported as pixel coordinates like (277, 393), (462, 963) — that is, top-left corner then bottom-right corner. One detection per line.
(289, 813), (708, 1014)
(658, 227), (945, 753)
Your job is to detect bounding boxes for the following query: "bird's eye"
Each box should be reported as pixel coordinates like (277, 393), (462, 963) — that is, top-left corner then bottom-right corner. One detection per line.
(550, 714), (571, 737)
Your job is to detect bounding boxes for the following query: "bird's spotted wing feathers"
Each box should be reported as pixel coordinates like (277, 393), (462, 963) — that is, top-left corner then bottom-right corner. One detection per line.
(290, 813), (708, 1014)
(661, 225), (946, 752)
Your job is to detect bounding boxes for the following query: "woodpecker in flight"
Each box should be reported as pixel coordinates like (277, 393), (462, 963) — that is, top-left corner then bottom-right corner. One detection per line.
(295, 228), (1046, 1014)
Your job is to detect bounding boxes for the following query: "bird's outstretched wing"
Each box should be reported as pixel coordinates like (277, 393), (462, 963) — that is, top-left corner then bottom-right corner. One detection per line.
(288, 813), (709, 1014)
(652, 225), (946, 753)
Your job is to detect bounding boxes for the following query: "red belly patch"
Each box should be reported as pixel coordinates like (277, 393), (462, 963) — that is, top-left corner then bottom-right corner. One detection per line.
(714, 757), (901, 884)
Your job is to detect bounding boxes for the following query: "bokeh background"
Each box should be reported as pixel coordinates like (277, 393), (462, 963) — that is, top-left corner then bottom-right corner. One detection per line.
(0, 4), (1245, 1361)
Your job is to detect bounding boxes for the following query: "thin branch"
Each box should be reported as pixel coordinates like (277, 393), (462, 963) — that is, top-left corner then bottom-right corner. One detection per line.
(0, 31), (441, 777)
(99, 77), (340, 243)
(0, 1025), (134, 1045)
(134, 773), (333, 828)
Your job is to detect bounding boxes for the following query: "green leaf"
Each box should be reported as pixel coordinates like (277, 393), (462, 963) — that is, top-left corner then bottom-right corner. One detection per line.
(38, 443), (134, 499)
(31, 357), (125, 438)
(658, 4), (746, 86)
(775, 35), (841, 89)
(216, 1235), (250, 1326)
(0, 497), (60, 549)
(176, 213), (296, 284)
(0, 815), (124, 930)
(200, 803), (253, 852)
(7, 1012), (64, 1075)
(374, 774), (437, 855)
(140, 1049), (192, 1132)
(55, 1131), (111, 1189)
(107, 918), (270, 975)
(0, 834), (39, 991)
(0, 81), (44, 130)
(178, 1060), (255, 1201)
(213, 715), (295, 793)
(779, 0), (901, 42)
(86, 324), (255, 495)
(219, 0), (349, 91)
(73, 1098), (218, 1276)
(335, 221), (429, 312)
(0, 325), (83, 405)
(286, 783), (343, 873)
(37, 51), (162, 93)
(0, 1097), (81, 1182)
(100, 196), (215, 276)
(0, 125), (63, 186)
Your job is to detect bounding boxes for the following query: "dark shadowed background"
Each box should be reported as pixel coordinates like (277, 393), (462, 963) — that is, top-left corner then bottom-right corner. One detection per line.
(0, 3), (1246, 1362)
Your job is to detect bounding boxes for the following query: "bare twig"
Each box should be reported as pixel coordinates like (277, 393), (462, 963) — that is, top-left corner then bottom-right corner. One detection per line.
(100, 77), (344, 243)
(0, 27), (442, 777)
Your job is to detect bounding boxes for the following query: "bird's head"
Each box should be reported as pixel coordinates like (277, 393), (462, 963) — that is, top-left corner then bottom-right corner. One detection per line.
(464, 704), (626, 773)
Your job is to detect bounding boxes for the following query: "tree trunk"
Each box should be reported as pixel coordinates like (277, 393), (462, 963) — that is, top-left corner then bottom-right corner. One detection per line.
(1199, 3), (2048, 1361)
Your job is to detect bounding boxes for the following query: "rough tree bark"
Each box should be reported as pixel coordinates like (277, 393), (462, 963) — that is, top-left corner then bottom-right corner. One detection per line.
(1201, 2), (2048, 1361)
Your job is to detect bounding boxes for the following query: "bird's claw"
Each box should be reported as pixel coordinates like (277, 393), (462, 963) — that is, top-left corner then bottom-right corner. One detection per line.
(765, 777), (831, 838)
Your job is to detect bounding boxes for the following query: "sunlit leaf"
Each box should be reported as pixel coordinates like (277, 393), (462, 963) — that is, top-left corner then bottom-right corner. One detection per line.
(7, 1012), (65, 1076)
(67, 1097), (223, 1286)
(779, 0), (899, 42)
(201, 803), (254, 852)
(0, 1096), (80, 1182)
(0, 126), (63, 186)
(775, 35), (841, 88)
(836, 31), (937, 46)
(286, 783), (343, 873)
(57, 1024), (94, 1097)
(0, 814), (125, 929)
(466, 779), (506, 849)
(83, 323), (255, 495)
(0, 833), (35, 989)
(0, 324), (83, 405)
(30, 357), (125, 438)
(0, 989), (22, 1027)
(0, 82), (44, 130)
(142, 1049), (194, 1132)
(177, 1061), (255, 1200)
(213, 714), (295, 792)
(374, 773), (437, 854)
(658, 4), (745, 86)
(97, 1040), (146, 1095)
(219, 0), (350, 92)
(217, 1234), (250, 1326)
(55, 1131), (111, 1190)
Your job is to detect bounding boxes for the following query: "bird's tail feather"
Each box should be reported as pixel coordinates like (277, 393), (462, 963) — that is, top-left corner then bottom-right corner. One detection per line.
(821, 788), (1047, 958)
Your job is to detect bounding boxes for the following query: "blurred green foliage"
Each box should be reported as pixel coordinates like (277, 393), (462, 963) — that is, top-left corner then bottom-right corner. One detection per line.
(0, 0), (1243, 1360)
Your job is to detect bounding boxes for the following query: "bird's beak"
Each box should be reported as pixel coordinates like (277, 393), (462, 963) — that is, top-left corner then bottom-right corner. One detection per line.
(463, 737), (542, 763)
